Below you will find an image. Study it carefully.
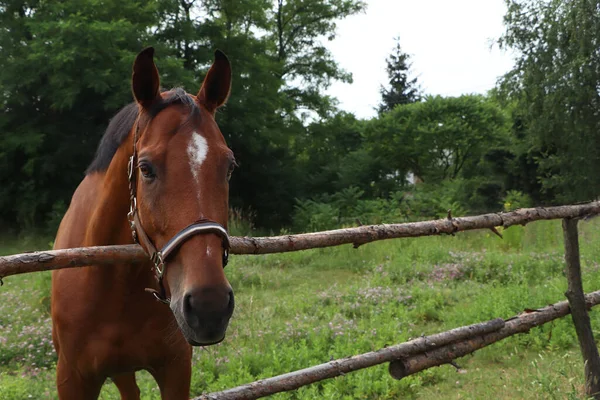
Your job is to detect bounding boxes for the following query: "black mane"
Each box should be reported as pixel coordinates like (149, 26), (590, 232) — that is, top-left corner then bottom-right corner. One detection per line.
(85, 88), (199, 174)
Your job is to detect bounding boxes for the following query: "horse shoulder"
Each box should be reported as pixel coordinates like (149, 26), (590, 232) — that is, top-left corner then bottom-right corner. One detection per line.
(54, 173), (104, 250)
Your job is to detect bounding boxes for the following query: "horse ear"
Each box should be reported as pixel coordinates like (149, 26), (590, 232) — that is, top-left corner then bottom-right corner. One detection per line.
(132, 47), (161, 108)
(198, 50), (232, 113)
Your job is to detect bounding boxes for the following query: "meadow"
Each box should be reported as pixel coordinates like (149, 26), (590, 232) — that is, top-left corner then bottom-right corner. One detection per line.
(1, 218), (600, 399)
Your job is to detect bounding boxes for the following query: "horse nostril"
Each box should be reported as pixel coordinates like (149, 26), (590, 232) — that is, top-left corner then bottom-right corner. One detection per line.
(182, 292), (201, 330)
(183, 292), (194, 315)
(182, 287), (233, 318)
(227, 289), (235, 313)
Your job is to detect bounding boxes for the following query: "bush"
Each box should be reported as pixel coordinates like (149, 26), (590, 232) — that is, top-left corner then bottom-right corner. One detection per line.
(503, 190), (533, 211)
(291, 181), (473, 232)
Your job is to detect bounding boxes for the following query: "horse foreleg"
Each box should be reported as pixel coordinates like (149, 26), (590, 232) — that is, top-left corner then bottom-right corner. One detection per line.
(112, 372), (141, 400)
(149, 356), (192, 400)
(56, 357), (104, 400)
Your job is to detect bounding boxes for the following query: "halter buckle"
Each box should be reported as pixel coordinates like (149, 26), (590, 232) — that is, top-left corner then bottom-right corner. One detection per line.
(127, 155), (135, 180)
(127, 198), (138, 242)
(223, 248), (229, 267)
(151, 251), (165, 277)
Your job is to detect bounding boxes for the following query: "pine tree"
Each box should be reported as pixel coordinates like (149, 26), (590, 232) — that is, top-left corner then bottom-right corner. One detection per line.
(377, 37), (420, 114)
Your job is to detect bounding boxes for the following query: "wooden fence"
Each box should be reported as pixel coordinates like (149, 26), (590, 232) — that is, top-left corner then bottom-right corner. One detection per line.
(2, 202), (600, 399)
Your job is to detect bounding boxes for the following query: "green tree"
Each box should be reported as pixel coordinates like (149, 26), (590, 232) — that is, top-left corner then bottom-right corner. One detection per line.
(295, 112), (368, 196)
(0, 0), (366, 231)
(365, 95), (510, 197)
(489, 89), (546, 206)
(155, 0), (366, 227)
(498, 0), (600, 203)
(377, 37), (421, 114)
(272, 0), (366, 117)
(0, 0), (192, 231)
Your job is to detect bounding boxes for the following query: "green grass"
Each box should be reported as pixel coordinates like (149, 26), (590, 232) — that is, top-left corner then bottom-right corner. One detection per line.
(1, 219), (600, 399)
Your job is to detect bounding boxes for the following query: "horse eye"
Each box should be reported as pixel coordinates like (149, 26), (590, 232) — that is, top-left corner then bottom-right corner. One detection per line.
(139, 161), (156, 180)
(227, 161), (236, 181)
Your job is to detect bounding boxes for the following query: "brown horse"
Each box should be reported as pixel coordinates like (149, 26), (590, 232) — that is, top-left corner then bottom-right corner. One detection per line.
(51, 47), (235, 399)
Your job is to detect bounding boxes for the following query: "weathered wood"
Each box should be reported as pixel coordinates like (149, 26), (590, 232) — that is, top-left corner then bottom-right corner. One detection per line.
(2, 202), (600, 278)
(231, 201), (600, 254)
(562, 218), (600, 398)
(194, 318), (506, 400)
(194, 290), (600, 400)
(389, 289), (600, 380)
(0, 245), (148, 278)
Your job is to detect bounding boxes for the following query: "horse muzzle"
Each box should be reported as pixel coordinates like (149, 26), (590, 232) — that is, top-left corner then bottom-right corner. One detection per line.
(172, 284), (234, 346)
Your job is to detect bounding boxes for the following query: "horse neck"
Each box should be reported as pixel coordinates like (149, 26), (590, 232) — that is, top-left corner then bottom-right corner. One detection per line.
(85, 132), (135, 247)
(82, 130), (161, 295)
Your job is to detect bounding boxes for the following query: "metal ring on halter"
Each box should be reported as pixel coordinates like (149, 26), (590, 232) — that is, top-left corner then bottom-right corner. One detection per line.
(128, 198), (137, 219)
(152, 291), (170, 304)
(144, 287), (170, 304)
(128, 157), (134, 177)
(151, 251), (165, 277)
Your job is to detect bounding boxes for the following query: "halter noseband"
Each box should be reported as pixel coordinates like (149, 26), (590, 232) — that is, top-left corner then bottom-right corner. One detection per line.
(127, 117), (230, 304)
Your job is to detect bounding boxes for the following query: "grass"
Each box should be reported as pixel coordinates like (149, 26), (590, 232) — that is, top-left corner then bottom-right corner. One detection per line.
(1, 219), (600, 399)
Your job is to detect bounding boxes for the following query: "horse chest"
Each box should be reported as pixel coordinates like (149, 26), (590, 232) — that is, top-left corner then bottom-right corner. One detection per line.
(68, 311), (183, 375)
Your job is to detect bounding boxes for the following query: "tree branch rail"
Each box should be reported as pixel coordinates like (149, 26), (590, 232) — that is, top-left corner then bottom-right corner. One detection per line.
(195, 290), (600, 400)
(1, 202), (600, 278)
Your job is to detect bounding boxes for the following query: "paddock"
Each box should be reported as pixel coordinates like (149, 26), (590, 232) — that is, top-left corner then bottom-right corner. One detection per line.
(2, 202), (600, 399)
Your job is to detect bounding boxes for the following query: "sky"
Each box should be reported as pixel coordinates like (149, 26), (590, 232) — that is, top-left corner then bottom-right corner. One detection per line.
(325, 0), (517, 119)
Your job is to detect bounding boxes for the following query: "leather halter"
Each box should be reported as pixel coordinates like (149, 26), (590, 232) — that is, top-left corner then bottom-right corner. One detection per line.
(127, 116), (230, 304)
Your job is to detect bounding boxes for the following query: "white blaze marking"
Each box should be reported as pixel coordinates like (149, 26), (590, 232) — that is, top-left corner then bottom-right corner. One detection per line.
(187, 131), (208, 183)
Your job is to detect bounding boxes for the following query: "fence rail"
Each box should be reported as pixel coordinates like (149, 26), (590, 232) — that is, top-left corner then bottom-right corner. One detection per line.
(2, 202), (600, 399)
(2, 201), (600, 278)
(195, 289), (600, 400)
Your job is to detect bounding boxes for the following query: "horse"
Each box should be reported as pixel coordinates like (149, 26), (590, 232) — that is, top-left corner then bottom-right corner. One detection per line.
(51, 47), (235, 399)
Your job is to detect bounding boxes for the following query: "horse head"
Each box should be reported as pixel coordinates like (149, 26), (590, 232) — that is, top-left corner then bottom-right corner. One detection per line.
(129, 47), (235, 345)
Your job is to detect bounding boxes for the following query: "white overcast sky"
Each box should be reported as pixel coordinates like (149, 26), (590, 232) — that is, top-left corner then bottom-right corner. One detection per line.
(325, 0), (516, 119)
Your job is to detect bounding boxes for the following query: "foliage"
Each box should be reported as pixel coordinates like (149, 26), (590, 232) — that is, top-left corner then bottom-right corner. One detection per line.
(377, 36), (421, 114)
(3, 219), (600, 398)
(292, 181), (471, 233)
(503, 190), (533, 212)
(0, 0), (191, 232)
(0, 0), (366, 232)
(294, 112), (370, 197)
(3, 0), (599, 236)
(272, 0), (366, 118)
(498, 0), (600, 203)
(364, 95), (511, 197)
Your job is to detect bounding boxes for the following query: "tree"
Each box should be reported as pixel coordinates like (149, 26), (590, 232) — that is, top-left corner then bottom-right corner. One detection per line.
(0, 0), (192, 231)
(0, 0), (366, 232)
(498, 0), (600, 203)
(154, 0), (366, 228)
(377, 37), (421, 114)
(295, 112), (369, 196)
(365, 95), (510, 197)
(272, 0), (366, 118)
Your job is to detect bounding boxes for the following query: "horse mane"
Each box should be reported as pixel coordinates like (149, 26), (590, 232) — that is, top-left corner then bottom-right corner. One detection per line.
(86, 88), (199, 174)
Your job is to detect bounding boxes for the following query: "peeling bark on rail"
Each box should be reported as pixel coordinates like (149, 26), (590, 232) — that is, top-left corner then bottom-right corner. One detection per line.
(389, 289), (600, 380)
(194, 290), (600, 400)
(1, 202), (600, 278)
(0, 245), (148, 278)
(232, 201), (600, 254)
(194, 318), (506, 400)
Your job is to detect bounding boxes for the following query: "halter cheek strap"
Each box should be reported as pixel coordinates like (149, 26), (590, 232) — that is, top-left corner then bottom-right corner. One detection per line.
(127, 117), (230, 304)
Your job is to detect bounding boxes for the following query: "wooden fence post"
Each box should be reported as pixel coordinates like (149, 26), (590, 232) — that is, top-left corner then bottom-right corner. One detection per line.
(562, 218), (600, 398)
